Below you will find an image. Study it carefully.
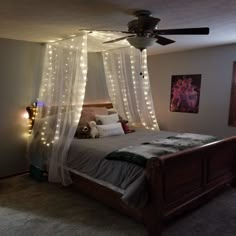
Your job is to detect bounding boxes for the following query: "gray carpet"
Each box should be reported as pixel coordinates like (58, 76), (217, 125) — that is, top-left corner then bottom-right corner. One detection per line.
(0, 175), (235, 236)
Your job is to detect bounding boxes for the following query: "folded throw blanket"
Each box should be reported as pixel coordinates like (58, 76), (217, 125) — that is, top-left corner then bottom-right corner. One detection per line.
(105, 133), (218, 167)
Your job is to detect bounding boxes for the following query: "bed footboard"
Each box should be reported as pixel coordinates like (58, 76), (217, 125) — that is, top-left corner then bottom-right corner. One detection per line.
(70, 136), (236, 236)
(143, 136), (236, 236)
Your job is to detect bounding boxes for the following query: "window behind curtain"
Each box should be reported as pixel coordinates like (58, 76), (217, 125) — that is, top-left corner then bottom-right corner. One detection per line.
(228, 61), (236, 126)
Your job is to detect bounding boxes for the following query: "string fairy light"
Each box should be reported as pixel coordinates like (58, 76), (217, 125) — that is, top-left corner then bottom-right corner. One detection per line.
(36, 33), (88, 146)
(140, 49), (159, 130)
(37, 30), (158, 144)
(130, 47), (147, 128)
(103, 47), (159, 131)
(103, 51), (117, 107)
(25, 102), (38, 136)
(117, 56), (132, 121)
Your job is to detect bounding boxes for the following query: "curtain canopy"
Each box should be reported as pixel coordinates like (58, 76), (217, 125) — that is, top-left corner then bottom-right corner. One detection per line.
(102, 47), (159, 130)
(31, 32), (159, 185)
(33, 34), (88, 185)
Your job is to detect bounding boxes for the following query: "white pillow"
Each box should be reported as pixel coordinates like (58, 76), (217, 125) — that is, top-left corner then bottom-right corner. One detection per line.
(97, 123), (125, 137)
(96, 113), (119, 125)
(107, 108), (117, 114)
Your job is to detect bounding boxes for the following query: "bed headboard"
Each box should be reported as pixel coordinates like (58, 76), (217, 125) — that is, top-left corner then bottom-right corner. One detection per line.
(26, 102), (113, 130)
(26, 102), (113, 117)
(83, 103), (113, 109)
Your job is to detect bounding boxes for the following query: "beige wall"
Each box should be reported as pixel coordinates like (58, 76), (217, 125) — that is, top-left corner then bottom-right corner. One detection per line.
(148, 44), (236, 137)
(2, 40), (234, 177)
(83, 47), (236, 137)
(0, 38), (44, 177)
(0, 48), (107, 177)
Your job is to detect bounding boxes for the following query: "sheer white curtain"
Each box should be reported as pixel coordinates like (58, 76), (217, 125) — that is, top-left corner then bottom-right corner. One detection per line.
(33, 34), (88, 185)
(102, 47), (159, 130)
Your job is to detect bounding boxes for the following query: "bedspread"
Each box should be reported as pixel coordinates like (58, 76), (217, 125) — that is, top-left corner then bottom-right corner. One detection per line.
(65, 129), (178, 207)
(29, 129), (218, 208)
(105, 133), (218, 166)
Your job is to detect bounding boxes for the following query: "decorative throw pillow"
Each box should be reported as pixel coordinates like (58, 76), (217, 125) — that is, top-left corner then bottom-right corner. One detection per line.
(95, 113), (119, 125)
(97, 123), (125, 137)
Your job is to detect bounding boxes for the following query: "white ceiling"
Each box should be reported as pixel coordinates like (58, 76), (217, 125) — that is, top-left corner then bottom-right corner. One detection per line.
(1, 0), (236, 55)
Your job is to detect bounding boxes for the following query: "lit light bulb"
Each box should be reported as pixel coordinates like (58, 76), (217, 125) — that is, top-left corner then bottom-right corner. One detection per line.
(22, 111), (29, 119)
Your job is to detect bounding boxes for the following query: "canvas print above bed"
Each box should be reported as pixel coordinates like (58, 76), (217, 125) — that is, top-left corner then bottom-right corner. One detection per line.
(170, 74), (202, 113)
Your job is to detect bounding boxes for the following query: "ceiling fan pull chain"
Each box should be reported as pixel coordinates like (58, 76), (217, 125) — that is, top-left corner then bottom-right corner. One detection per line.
(139, 50), (144, 79)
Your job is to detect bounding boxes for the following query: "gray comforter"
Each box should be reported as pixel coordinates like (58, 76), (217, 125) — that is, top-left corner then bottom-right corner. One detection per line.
(66, 129), (178, 207)
(29, 129), (217, 208)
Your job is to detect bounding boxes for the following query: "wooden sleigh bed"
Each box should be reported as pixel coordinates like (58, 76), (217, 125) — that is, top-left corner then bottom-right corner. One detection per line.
(28, 102), (236, 236)
(69, 104), (236, 236)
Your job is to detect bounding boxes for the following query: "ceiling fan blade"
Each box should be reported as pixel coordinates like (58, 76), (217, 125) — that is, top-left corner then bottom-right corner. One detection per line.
(103, 35), (135, 44)
(155, 35), (175, 46)
(156, 27), (209, 35)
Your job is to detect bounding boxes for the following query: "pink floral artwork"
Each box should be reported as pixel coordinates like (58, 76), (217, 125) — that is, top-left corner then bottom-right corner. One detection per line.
(170, 74), (201, 113)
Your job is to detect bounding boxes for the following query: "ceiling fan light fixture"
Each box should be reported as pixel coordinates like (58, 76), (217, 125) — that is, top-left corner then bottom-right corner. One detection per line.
(127, 37), (156, 51)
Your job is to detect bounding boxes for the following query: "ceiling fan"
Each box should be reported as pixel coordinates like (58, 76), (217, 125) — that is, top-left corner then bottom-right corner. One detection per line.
(84, 10), (210, 51)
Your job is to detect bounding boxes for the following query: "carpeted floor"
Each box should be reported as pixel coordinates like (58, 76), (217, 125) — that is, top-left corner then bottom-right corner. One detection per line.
(0, 175), (235, 236)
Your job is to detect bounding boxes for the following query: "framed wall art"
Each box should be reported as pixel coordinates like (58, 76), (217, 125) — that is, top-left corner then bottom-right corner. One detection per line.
(170, 74), (202, 113)
(228, 61), (236, 126)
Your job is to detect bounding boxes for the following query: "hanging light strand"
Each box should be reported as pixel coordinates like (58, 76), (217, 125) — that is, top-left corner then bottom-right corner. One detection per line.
(130, 47), (143, 127)
(103, 51), (117, 108)
(37, 34), (88, 147)
(117, 55), (132, 121)
(141, 50), (159, 130)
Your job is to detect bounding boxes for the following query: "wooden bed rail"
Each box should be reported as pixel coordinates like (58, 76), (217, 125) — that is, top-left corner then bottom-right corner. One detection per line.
(143, 158), (164, 236)
(70, 136), (236, 236)
(143, 136), (236, 236)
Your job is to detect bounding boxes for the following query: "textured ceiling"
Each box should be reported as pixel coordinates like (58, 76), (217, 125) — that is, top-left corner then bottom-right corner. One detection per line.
(1, 0), (236, 55)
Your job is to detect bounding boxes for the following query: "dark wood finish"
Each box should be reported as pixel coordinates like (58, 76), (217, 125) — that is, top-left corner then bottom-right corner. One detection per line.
(70, 136), (236, 236)
(71, 172), (143, 222)
(68, 102), (236, 236)
(228, 61), (236, 126)
(27, 102), (113, 117)
(83, 102), (113, 109)
(26, 102), (113, 128)
(160, 137), (236, 221)
(232, 179), (236, 188)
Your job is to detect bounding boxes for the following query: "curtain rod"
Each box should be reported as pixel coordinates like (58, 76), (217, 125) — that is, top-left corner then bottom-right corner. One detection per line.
(46, 31), (89, 44)
(42, 31), (131, 52)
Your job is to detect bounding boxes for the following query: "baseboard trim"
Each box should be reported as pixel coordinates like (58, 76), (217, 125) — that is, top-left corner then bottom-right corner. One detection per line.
(0, 171), (29, 180)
